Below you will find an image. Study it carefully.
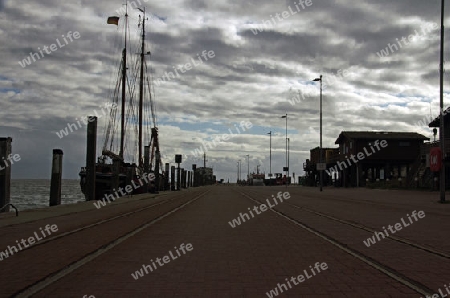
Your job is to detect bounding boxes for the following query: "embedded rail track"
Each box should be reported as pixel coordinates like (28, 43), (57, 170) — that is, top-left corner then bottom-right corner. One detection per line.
(235, 188), (445, 297)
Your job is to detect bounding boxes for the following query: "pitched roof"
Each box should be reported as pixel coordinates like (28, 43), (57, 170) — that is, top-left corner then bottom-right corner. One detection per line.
(335, 131), (429, 144)
(310, 146), (339, 152)
(428, 107), (450, 127)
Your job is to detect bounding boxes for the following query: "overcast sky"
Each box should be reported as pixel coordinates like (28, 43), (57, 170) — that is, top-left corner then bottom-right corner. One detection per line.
(1, 0), (449, 181)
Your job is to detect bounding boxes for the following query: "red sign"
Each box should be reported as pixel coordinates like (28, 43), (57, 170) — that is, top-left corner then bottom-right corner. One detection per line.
(430, 147), (442, 172)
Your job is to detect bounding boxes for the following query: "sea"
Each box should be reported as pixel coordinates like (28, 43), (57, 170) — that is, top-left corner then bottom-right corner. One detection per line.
(8, 179), (85, 211)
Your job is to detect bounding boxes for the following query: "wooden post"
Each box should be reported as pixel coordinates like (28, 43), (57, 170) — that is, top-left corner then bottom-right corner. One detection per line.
(112, 158), (120, 194)
(143, 145), (150, 191)
(165, 163), (169, 190)
(171, 166), (175, 191)
(192, 164), (197, 187)
(180, 169), (184, 188)
(86, 116), (97, 201)
(179, 169), (182, 189)
(144, 145), (150, 173)
(49, 149), (63, 206)
(0, 137), (12, 212)
(154, 151), (160, 193)
(177, 164), (181, 191)
(183, 169), (187, 188)
(187, 171), (191, 188)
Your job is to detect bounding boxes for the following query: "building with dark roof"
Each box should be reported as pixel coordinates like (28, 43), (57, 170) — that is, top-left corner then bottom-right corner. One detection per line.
(303, 131), (429, 187)
(334, 131), (428, 187)
(303, 146), (339, 186)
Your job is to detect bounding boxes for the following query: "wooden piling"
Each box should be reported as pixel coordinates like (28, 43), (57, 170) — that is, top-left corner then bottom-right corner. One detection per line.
(180, 169), (184, 188)
(112, 158), (120, 194)
(177, 164), (181, 191)
(49, 149), (63, 206)
(171, 166), (176, 191)
(165, 163), (169, 190)
(0, 137), (12, 212)
(86, 116), (97, 201)
(182, 169), (187, 188)
(144, 145), (150, 173)
(192, 164), (197, 187)
(154, 150), (160, 193)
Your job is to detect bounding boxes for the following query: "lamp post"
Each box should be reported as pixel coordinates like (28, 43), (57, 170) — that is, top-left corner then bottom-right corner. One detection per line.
(239, 159), (242, 182)
(267, 131), (272, 185)
(281, 114), (288, 186)
(313, 75), (323, 192)
(287, 137), (290, 185)
(236, 161), (239, 184)
(439, 0), (446, 203)
(246, 154), (250, 182)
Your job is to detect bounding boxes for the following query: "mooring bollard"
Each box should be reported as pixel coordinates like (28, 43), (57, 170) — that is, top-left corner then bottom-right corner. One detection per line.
(0, 137), (12, 213)
(86, 116), (97, 201)
(49, 149), (63, 206)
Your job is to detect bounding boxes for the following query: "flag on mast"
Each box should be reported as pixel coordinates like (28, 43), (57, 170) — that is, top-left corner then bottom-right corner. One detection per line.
(107, 16), (120, 26)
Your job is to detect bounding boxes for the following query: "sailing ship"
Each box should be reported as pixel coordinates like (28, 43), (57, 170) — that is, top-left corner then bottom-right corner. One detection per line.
(79, 6), (163, 200)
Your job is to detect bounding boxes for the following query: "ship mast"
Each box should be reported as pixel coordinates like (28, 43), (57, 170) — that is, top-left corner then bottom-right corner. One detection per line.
(119, 2), (128, 159)
(138, 7), (146, 168)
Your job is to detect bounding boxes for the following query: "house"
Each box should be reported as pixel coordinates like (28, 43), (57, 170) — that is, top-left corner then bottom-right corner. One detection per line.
(303, 146), (339, 186)
(333, 131), (429, 187)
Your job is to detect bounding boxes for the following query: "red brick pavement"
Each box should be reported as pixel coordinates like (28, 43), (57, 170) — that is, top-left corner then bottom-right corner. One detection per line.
(29, 186), (420, 297)
(0, 188), (207, 297)
(248, 186), (450, 252)
(243, 186), (450, 295)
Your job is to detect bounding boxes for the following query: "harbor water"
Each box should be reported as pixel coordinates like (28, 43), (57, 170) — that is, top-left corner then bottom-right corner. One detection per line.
(9, 179), (85, 211)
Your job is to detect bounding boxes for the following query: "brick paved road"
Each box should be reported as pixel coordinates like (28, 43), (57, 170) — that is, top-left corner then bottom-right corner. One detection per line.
(1, 185), (449, 297)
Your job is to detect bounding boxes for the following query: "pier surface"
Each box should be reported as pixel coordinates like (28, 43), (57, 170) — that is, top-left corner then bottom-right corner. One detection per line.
(0, 186), (449, 297)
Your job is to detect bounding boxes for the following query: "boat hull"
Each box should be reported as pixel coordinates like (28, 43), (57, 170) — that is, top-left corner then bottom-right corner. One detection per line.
(79, 163), (149, 201)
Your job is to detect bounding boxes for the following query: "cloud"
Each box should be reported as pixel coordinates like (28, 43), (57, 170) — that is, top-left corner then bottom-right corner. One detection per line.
(0, 0), (445, 181)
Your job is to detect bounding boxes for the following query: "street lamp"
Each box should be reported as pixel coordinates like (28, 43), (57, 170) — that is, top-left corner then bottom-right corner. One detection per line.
(281, 114), (288, 186)
(439, 0), (446, 203)
(313, 75), (323, 192)
(287, 137), (290, 185)
(267, 131), (272, 185)
(246, 154), (250, 182)
(239, 159), (242, 182)
(236, 161), (239, 183)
